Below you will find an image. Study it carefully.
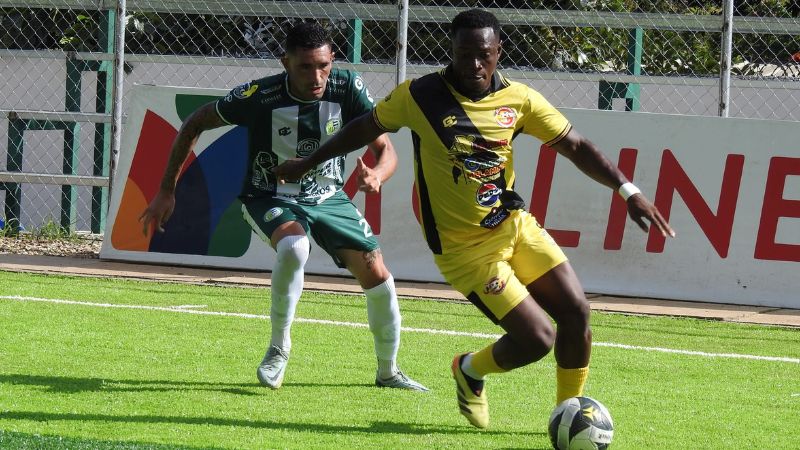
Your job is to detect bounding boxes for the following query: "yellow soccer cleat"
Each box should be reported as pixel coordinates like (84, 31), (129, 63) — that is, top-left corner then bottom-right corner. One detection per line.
(451, 353), (489, 429)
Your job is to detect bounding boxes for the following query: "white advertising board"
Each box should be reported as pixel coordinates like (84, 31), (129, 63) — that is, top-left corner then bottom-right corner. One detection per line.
(102, 85), (799, 308)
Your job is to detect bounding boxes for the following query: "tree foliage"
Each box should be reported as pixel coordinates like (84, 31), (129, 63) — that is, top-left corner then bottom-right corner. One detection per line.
(1, 1), (798, 77)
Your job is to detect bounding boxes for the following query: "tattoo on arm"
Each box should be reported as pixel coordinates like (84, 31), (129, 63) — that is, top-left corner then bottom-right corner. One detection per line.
(160, 103), (226, 192)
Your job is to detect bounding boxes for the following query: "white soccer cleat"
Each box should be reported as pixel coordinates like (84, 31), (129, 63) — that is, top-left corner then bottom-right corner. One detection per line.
(256, 345), (290, 389)
(376, 369), (430, 392)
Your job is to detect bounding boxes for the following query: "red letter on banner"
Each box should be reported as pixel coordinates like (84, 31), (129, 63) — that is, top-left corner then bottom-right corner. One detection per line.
(647, 150), (745, 257)
(343, 149), (382, 234)
(604, 148), (638, 250)
(754, 157), (800, 262)
(529, 145), (580, 247)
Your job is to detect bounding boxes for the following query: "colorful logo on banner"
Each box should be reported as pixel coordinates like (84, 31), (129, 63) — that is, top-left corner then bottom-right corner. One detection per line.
(110, 94), (251, 256)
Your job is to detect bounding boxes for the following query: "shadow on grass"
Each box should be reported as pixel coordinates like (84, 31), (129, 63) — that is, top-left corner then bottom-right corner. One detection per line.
(0, 411), (543, 437)
(0, 373), (261, 396)
(0, 373), (420, 395)
(0, 429), (223, 450)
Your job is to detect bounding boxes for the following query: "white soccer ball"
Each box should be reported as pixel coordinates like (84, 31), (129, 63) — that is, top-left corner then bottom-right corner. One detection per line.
(548, 396), (614, 450)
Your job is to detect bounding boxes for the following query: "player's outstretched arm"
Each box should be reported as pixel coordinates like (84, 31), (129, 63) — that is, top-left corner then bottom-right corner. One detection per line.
(139, 102), (227, 236)
(357, 134), (397, 193)
(274, 112), (384, 183)
(550, 128), (675, 238)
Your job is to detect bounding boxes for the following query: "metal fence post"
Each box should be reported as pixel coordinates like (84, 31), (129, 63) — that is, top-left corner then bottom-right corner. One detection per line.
(599, 27), (642, 111)
(92, 9), (115, 234)
(347, 18), (362, 64)
(4, 114), (25, 233)
(108, 0), (127, 212)
(719, 0), (734, 117)
(396, 0), (409, 84)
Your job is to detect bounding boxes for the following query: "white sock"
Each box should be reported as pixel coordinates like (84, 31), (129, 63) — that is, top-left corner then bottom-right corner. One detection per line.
(364, 275), (400, 379)
(461, 353), (485, 380)
(269, 235), (310, 352)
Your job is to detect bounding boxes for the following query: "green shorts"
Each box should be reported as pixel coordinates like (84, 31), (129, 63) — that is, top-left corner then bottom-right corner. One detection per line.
(241, 190), (379, 268)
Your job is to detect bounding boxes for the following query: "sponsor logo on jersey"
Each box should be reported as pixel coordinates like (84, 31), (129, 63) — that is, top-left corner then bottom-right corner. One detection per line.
(354, 77), (364, 90)
(260, 94), (282, 105)
(450, 148), (506, 184)
(325, 118), (341, 135)
(451, 135), (508, 154)
(483, 276), (506, 295)
(297, 138), (319, 157)
(442, 115), (457, 127)
(264, 207), (283, 222)
(480, 207), (510, 229)
(252, 151), (277, 190)
(476, 183), (502, 206)
(278, 127), (292, 136)
(259, 84), (282, 95)
(494, 106), (517, 128)
(233, 82), (259, 99)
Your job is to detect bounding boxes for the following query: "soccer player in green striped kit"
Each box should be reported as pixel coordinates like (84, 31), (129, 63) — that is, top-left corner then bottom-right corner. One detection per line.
(140, 22), (427, 392)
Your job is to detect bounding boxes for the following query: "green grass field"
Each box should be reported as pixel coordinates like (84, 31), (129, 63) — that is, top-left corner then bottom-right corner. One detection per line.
(1, 271), (798, 449)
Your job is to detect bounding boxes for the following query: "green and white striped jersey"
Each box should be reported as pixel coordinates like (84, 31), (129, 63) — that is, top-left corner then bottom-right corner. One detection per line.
(215, 68), (375, 205)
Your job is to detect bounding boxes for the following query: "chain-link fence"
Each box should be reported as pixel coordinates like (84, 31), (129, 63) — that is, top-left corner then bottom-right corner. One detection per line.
(1, 0), (799, 234)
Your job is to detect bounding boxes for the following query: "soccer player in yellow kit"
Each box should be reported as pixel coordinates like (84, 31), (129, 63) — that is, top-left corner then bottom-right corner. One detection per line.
(275, 9), (674, 429)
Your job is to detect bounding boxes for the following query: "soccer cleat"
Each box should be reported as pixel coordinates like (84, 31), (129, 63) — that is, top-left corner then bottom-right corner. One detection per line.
(375, 369), (430, 392)
(452, 353), (489, 429)
(256, 345), (290, 389)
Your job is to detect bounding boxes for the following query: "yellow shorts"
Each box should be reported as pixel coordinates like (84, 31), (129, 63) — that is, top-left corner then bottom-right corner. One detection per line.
(434, 210), (567, 323)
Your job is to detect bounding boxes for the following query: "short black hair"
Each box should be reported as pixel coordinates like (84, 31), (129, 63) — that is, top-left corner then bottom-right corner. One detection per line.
(451, 9), (501, 38)
(284, 22), (333, 54)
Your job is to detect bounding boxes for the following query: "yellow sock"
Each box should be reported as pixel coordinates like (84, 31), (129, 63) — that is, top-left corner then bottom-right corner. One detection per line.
(556, 366), (589, 404)
(470, 343), (508, 377)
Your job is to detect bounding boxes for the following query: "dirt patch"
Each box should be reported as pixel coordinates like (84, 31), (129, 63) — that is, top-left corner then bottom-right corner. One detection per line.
(0, 235), (102, 259)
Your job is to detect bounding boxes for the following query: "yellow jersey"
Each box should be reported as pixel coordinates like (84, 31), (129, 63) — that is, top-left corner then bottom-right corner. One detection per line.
(373, 68), (571, 254)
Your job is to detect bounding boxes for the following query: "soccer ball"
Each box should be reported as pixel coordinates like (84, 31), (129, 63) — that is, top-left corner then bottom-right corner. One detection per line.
(548, 396), (614, 450)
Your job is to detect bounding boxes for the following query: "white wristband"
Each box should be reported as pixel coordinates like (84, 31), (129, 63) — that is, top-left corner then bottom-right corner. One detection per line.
(618, 182), (641, 201)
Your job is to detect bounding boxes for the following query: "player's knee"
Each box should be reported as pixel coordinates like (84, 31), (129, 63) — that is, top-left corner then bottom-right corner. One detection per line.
(518, 322), (556, 364)
(275, 235), (310, 270)
(353, 249), (391, 288)
(532, 323), (556, 353)
(560, 296), (591, 331)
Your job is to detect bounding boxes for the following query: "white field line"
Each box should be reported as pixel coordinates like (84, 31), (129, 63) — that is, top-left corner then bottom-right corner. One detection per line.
(3, 295), (799, 365)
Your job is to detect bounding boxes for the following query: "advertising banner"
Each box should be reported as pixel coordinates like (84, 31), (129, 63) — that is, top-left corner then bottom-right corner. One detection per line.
(102, 85), (799, 308)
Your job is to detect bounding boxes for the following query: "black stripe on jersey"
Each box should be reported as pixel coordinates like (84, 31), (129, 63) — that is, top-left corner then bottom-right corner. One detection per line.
(466, 292), (500, 325)
(407, 72), (485, 254)
(411, 131), (442, 254)
(408, 72), (481, 151)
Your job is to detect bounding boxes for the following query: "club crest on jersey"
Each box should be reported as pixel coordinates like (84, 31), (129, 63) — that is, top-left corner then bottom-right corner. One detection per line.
(325, 118), (341, 135)
(476, 183), (502, 206)
(264, 207), (283, 222)
(484, 276), (506, 295)
(233, 82), (259, 99)
(494, 106), (517, 128)
(296, 138), (319, 157)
